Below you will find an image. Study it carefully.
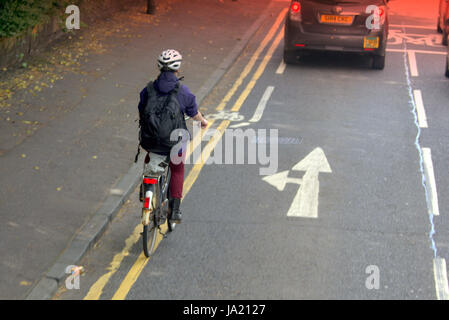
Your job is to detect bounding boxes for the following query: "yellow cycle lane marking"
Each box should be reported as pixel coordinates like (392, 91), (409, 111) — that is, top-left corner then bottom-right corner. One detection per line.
(112, 120), (230, 300)
(82, 10), (286, 300)
(216, 7), (287, 111)
(231, 28), (284, 113)
(110, 26), (285, 301)
(83, 224), (141, 300)
(83, 121), (214, 300)
(82, 119), (215, 300)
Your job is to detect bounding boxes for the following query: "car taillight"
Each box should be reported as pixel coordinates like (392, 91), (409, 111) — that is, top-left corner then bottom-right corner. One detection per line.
(291, 1), (301, 13)
(377, 6), (386, 27)
(376, 6), (386, 21)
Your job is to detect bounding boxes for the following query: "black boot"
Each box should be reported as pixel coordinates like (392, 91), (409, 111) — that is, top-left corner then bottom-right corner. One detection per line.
(169, 198), (182, 223)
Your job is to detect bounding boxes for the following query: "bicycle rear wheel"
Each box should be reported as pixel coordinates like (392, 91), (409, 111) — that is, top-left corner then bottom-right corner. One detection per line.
(142, 181), (159, 258)
(143, 216), (158, 258)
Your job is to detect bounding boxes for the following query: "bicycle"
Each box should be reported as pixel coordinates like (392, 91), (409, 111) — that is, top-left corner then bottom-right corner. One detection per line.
(140, 152), (176, 258)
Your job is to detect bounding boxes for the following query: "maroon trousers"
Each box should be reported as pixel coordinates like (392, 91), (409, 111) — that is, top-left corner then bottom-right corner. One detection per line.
(168, 160), (184, 199)
(145, 153), (184, 199)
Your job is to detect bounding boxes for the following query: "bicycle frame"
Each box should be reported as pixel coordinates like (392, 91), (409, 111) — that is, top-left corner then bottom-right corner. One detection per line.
(141, 153), (171, 227)
(141, 175), (158, 226)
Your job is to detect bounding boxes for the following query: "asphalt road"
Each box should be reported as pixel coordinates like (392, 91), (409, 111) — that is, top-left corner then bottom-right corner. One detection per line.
(53, 0), (449, 301)
(0, 0), (274, 300)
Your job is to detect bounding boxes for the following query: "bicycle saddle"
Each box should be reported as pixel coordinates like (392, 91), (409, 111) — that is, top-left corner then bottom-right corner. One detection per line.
(144, 152), (169, 175)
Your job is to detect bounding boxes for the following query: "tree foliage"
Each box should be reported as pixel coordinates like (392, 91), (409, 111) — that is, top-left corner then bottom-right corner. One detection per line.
(0, 0), (68, 38)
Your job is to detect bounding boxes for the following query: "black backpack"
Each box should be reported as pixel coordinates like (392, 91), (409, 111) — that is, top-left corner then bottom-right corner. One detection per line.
(138, 81), (187, 155)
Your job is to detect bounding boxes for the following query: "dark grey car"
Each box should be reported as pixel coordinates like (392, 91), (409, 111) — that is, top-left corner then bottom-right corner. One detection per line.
(284, 0), (389, 69)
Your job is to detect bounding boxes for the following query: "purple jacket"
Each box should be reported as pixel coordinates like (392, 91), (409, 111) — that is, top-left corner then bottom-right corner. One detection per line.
(138, 71), (197, 156)
(138, 71), (198, 118)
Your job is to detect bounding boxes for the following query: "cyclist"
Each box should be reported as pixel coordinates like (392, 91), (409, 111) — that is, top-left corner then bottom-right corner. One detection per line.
(138, 49), (208, 224)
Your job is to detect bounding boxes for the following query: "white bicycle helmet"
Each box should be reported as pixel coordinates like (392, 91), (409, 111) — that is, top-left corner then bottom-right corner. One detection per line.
(157, 49), (182, 71)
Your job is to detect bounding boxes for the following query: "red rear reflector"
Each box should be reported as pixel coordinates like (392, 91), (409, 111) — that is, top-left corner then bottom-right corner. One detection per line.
(144, 198), (150, 208)
(295, 44), (306, 47)
(291, 2), (301, 13)
(364, 48), (375, 51)
(143, 178), (157, 185)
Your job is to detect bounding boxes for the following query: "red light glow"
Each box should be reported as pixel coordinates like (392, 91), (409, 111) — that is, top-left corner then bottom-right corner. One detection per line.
(143, 178), (157, 185)
(291, 2), (301, 13)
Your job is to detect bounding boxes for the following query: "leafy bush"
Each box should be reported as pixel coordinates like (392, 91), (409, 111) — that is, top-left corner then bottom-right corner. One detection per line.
(0, 0), (67, 38)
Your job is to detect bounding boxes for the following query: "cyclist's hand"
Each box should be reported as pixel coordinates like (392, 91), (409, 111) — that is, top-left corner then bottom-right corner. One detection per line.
(200, 118), (208, 129)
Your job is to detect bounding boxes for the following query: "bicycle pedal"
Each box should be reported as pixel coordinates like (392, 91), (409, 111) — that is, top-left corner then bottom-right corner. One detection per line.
(158, 229), (167, 238)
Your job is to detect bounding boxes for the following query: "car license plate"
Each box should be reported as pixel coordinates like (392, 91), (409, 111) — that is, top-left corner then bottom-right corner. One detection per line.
(320, 15), (353, 25)
(363, 37), (379, 49)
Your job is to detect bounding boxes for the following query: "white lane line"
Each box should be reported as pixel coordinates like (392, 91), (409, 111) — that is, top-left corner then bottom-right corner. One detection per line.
(413, 90), (428, 128)
(433, 258), (449, 300)
(390, 24), (435, 30)
(229, 122), (250, 128)
(276, 60), (286, 74)
(422, 148), (440, 216)
(387, 48), (447, 55)
(407, 50), (419, 77)
(249, 86), (274, 123)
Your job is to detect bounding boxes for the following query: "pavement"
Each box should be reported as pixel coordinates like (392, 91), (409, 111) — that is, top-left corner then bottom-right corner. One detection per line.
(0, 0), (274, 300)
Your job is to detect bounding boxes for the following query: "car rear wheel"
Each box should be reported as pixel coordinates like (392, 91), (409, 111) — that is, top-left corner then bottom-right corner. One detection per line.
(283, 49), (300, 64)
(445, 59), (449, 78)
(372, 55), (385, 70)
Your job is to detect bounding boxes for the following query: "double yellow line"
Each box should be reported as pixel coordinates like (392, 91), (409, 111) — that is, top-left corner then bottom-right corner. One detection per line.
(83, 7), (287, 300)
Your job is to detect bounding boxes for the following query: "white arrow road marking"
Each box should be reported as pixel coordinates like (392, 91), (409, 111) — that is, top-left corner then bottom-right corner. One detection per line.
(249, 86), (274, 123)
(292, 147), (332, 173)
(289, 148), (332, 218)
(263, 148), (332, 218)
(262, 170), (301, 192)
